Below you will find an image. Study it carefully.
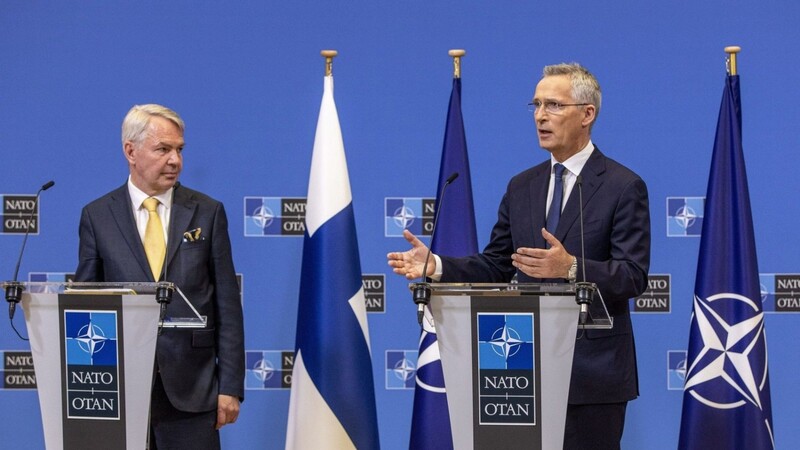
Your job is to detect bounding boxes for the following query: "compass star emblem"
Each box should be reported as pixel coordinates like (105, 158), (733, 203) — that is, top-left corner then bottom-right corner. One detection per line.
(75, 322), (108, 356)
(684, 292), (768, 410)
(392, 358), (416, 382)
(674, 205), (698, 229)
(489, 324), (523, 360)
(392, 206), (415, 229)
(252, 205), (274, 229)
(252, 358), (274, 382)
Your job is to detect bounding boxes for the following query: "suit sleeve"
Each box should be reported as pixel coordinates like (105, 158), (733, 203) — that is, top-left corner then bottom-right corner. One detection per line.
(209, 203), (246, 400)
(440, 191), (517, 283)
(75, 206), (104, 282)
(583, 177), (650, 305)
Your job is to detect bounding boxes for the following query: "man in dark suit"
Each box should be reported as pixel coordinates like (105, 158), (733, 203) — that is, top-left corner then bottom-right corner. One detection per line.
(388, 63), (650, 450)
(75, 104), (245, 450)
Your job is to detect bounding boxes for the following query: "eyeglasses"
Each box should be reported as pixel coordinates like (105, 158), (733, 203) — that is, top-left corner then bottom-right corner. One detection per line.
(527, 100), (590, 115)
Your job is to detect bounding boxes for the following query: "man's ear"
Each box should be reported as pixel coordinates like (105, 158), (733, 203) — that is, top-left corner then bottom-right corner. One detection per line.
(123, 141), (136, 165)
(581, 105), (596, 128)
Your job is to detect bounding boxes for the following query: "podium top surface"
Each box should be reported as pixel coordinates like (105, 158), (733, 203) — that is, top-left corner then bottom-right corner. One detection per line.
(410, 282), (576, 295)
(2, 281), (173, 295)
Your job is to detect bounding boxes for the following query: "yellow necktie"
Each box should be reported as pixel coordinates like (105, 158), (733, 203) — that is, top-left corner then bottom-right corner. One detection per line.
(143, 197), (166, 280)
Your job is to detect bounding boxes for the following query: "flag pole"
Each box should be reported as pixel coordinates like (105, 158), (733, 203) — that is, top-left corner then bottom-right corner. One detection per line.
(448, 49), (465, 78)
(321, 49), (337, 76)
(725, 45), (741, 76)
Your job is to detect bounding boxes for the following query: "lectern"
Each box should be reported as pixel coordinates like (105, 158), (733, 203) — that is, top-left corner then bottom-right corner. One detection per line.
(422, 283), (611, 450)
(2, 281), (204, 450)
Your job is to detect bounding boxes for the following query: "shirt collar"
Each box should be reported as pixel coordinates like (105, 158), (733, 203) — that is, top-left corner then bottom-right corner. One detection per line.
(550, 140), (594, 176)
(127, 176), (174, 210)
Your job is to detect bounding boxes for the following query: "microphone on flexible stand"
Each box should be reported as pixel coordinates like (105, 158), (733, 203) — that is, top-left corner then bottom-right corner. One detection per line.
(574, 175), (596, 326)
(413, 172), (459, 325)
(5, 180), (55, 321)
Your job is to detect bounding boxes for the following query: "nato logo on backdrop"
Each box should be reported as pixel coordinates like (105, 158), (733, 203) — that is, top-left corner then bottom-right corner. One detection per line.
(245, 350), (294, 390)
(63, 311), (120, 419)
(759, 273), (800, 313)
(384, 197), (435, 237)
(362, 274), (385, 313)
(667, 350), (687, 391)
(632, 274), (671, 313)
(385, 350), (417, 390)
(244, 197), (306, 236)
(666, 197), (704, 237)
(1, 194), (40, 235)
(476, 313), (536, 425)
(1, 351), (36, 390)
(29, 272), (75, 288)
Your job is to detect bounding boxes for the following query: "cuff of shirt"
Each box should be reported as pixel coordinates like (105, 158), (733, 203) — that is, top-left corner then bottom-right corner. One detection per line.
(430, 254), (443, 281)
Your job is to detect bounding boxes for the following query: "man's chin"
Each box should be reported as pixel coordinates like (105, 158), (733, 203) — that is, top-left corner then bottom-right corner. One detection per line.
(537, 140), (554, 151)
(160, 178), (179, 190)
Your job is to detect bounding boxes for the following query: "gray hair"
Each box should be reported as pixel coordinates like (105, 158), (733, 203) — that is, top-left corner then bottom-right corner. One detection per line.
(121, 104), (185, 146)
(542, 63), (602, 120)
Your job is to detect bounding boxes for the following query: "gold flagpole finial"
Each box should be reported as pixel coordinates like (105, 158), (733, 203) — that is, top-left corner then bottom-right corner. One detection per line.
(725, 46), (741, 76)
(321, 50), (338, 76)
(449, 49), (466, 78)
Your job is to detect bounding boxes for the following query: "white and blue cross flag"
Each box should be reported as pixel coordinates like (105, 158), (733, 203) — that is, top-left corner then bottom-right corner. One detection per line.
(286, 75), (381, 450)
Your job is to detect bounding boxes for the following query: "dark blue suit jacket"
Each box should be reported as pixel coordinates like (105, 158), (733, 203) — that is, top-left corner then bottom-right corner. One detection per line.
(441, 147), (650, 404)
(75, 183), (245, 412)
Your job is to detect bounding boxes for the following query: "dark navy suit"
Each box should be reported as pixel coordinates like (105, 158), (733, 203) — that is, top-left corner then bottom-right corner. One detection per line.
(440, 148), (650, 445)
(75, 182), (244, 439)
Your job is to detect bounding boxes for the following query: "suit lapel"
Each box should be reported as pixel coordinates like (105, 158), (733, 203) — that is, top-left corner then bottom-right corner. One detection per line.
(107, 184), (153, 280)
(555, 148), (606, 241)
(167, 185), (197, 270)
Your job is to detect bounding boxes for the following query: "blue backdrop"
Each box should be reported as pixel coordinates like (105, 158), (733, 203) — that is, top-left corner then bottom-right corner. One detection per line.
(2, 2), (798, 449)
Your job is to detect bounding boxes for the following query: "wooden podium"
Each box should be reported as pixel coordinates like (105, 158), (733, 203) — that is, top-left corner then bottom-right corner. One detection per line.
(422, 283), (611, 450)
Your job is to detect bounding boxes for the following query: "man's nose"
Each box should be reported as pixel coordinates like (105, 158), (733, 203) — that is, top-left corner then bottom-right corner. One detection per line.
(167, 150), (182, 164)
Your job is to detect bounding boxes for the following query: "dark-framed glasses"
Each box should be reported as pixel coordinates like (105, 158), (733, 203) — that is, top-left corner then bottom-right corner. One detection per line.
(527, 100), (590, 115)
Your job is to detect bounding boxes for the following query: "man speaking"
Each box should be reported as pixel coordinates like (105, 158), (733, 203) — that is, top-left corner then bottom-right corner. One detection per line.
(388, 63), (650, 449)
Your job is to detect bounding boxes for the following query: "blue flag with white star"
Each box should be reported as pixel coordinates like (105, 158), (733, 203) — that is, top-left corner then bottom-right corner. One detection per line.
(678, 74), (774, 449)
(409, 77), (477, 450)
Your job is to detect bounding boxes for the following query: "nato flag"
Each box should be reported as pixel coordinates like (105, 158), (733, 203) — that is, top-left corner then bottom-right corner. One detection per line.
(409, 77), (477, 450)
(678, 74), (774, 449)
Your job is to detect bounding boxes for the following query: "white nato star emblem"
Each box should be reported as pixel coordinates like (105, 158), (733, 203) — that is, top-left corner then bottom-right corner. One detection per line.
(252, 205), (274, 229)
(393, 358), (416, 382)
(489, 324), (523, 360)
(684, 292), (768, 410)
(75, 323), (108, 356)
(392, 206), (416, 229)
(252, 358), (274, 382)
(674, 205), (698, 229)
(676, 359), (687, 381)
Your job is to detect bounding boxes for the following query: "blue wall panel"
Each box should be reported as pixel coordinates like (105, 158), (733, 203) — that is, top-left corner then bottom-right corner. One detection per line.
(2, 2), (799, 448)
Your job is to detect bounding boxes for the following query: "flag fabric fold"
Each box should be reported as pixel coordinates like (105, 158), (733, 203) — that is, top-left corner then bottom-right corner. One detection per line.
(409, 77), (478, 450)
(678, 74), (774, 449)
(286, 75), (380, 450)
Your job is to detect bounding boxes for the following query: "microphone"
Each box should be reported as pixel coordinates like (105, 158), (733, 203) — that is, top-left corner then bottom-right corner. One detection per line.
(413, 172), (458, 324)
(574, 175), (596, 326)
(5, 180), (55, 320)
(156, 186), (175, 326)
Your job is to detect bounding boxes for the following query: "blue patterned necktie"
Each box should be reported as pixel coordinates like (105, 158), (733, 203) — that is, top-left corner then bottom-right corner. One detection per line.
(545, 163), (566, 234)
